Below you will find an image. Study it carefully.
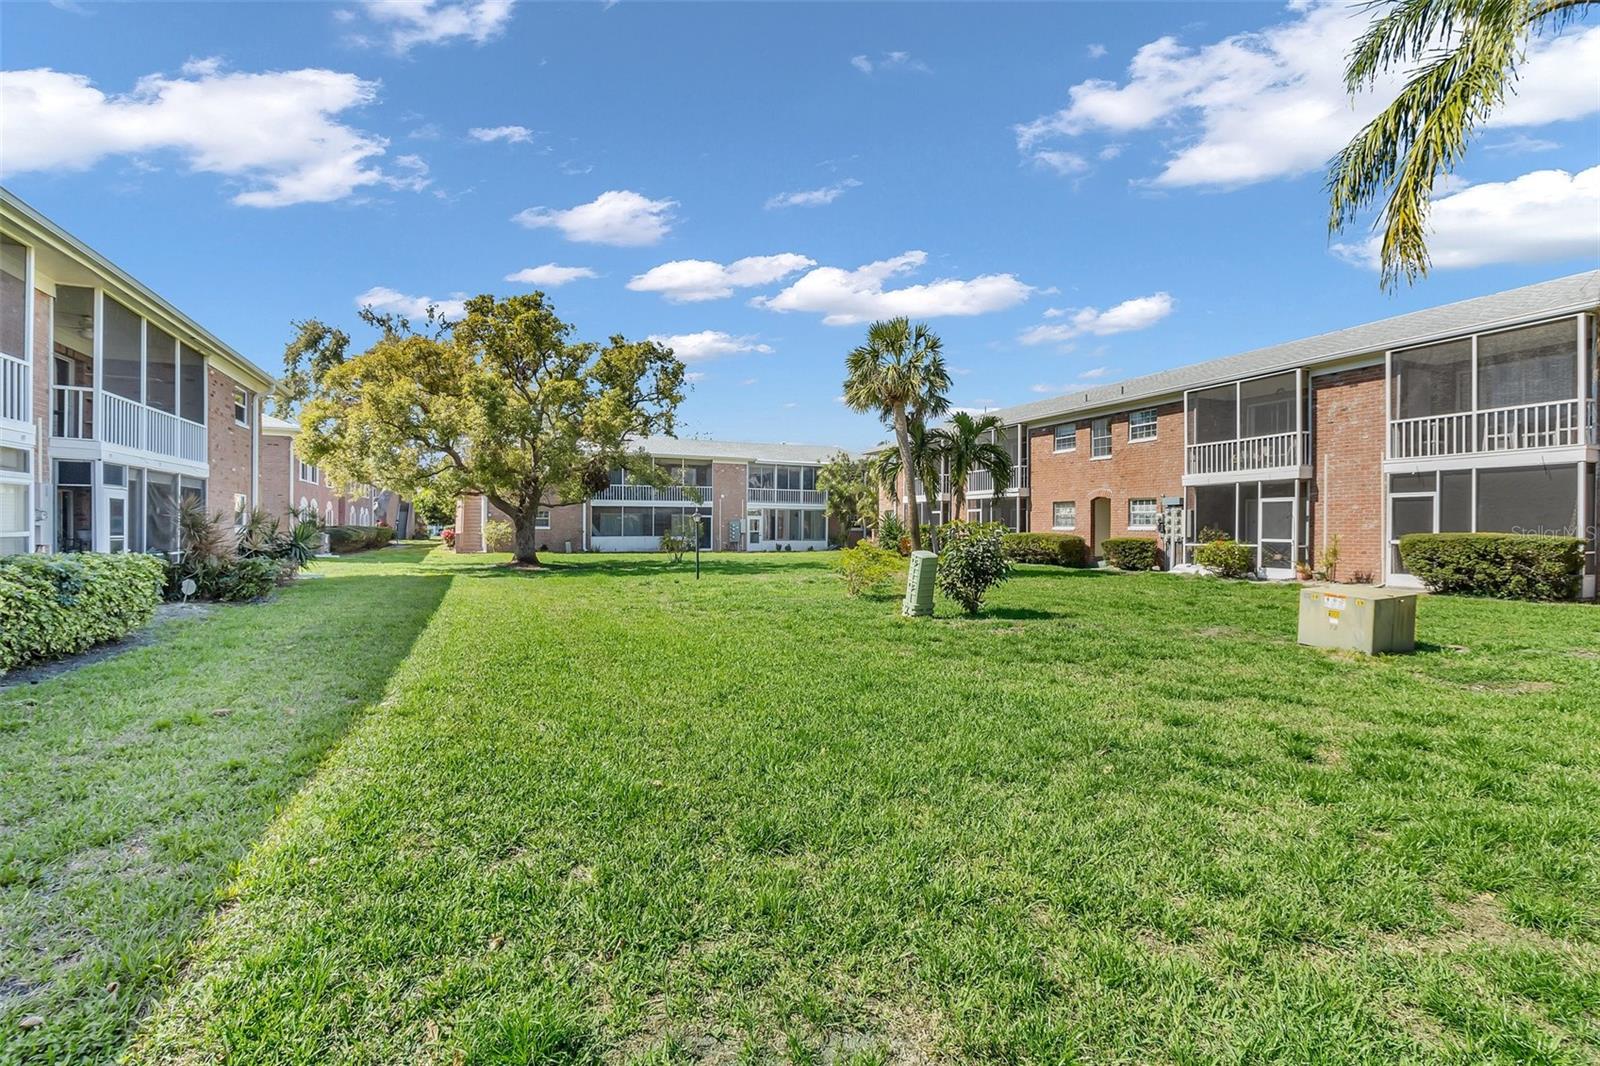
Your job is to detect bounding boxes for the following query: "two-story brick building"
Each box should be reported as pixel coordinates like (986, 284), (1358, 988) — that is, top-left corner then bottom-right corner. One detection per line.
(260, 414), (410, 534)
(1, 188), (277, 555)
(898, 271), (1599, 596)
(452, 437), (847, 553)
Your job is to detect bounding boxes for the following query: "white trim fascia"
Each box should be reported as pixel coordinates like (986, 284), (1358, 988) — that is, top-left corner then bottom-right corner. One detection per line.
(1183, 465), (1312, 488)
(1381, 446), (1594, 475)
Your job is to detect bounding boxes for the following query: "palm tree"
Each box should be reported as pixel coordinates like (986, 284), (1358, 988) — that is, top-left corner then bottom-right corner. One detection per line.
(932, 411), (1014, 524)
(873, 419), (943, 543)
(1327, 0), (1596, 290)
(843, 317), (951, 550)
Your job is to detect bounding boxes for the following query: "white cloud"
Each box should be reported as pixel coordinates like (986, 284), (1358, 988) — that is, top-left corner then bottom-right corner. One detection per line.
(356, 285), (467, 320)
(765, 178), (861, 209)
(1015, 3), (1600, 190)
(627, 254), (814, 303)
(0, 66), (410, 207)
(1031, 150), (1088, 176)
(513, 189), (676, 245)
(180, 56), (224, 77)
(685, 371), (706, 383)
(504, 263), (598, 287)
(469, 124), (532, 143)
(1086, 43), (1107, 59)
(350, 0), (516, 53)
(1018, 292), (1174, 346)
(1484, 133), (1560, 154)
(646, 330), (773, 363)
(850, 50), (929, 74)
(1079, 366), (1111, 379)
(753, 250), (1034, 326)
(1332, 165), (1600, 271)
(1029, 383), (1062, 394)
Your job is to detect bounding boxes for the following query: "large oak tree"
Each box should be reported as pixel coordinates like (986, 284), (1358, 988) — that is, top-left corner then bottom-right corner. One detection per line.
(276, 293), (686, 566)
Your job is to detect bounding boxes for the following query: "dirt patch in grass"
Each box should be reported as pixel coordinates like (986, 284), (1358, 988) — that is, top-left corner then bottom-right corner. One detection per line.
(1377, 893), (1585, 957)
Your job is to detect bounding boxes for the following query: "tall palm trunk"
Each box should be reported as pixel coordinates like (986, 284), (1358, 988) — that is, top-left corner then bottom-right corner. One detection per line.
(892, 407), (921, 551)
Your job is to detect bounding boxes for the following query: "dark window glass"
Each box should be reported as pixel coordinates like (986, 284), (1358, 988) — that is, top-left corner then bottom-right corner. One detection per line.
(1391, 338), (1471, 419)
(146, 323), (177, 413)
(1478, 320), (1577, 409)
(1439, 470), (1473, 532)
(103, 298), (143, 402)
(1476, 464), (1577, 536)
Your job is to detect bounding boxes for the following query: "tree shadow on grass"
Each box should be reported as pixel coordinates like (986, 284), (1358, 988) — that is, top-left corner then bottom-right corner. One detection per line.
(0, 568), (453, 1064)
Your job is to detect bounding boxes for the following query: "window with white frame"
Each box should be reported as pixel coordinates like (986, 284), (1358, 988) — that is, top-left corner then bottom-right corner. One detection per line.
(233, 493), (248, 528)
(536, 507), (551, 529)
(297, 459), (319, 485)
(0, 446), (30, 555)
(1129, 408), (1158, 441)
(1091, 418), (1112, 458)
(233, 386), (251, 428)
(1129, 497), (1157, 529)
(1052, 423), (1076, 452)
(1052, 500), (1076, 530)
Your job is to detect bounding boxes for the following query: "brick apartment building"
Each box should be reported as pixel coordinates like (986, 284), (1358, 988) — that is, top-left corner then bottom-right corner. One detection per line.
(453, 437), (846, 553)
(894, 271), (1599, 597)
(260, 415), (412, 535)
(1, 188), (278, 555)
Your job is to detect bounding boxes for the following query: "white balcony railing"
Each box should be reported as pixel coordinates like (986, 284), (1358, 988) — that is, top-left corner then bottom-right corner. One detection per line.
(748, 487), (825, 505)
(1186, 430), (1308, 476)
(52, 385), (207, 462)
(0, 354), (29, 424)
(1389, 399), (1596, 460)
(53, 385), (94, 439)
(592, 483), (709, 503)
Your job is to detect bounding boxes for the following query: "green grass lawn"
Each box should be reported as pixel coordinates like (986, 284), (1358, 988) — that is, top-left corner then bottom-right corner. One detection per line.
(6, 548), (1599, 1064)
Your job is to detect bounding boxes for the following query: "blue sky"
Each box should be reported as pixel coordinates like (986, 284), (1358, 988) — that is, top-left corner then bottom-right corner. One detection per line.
(3, 0), (1597, 448)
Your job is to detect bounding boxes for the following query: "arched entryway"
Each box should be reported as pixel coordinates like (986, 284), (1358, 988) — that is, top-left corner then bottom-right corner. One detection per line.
(1090, 496), (1111, 561)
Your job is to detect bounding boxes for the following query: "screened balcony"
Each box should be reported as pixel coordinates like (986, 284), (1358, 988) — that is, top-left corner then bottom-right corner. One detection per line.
(49, 289), (208, 464)
(1388, 318), (1596, 460)
(593, 460), (713, 503)
(963, 423), (1027, 496)
(1184, 370), (1309, 483)
(747, 462), (824, 505)
(1, 235), (30, 425)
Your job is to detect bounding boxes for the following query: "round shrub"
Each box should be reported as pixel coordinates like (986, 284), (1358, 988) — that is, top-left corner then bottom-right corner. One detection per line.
(484, 519), (514, 553)
(1195, 539), (1254, 578)
(835, 542), (904, 597)
(934, 520), (1011, 615)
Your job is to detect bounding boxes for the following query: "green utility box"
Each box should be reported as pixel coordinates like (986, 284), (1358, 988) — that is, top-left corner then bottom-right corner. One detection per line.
(1297, 584), (1417, 655)
(902, 550), (937, 618)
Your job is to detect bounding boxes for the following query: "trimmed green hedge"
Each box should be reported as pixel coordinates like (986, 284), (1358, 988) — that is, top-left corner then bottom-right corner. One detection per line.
(0, 553), (166, 675)
(1102, 537), (1159, 571)
(326, 525), (396, 554)
(1001, 532), (1089, 567)
(1195, 539), (1254, 578)
(1398, 533), (1584, 601)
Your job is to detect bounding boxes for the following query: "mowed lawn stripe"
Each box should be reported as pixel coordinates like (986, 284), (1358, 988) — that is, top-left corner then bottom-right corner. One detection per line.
(94, 551), (1600, 1063)
(1, 547), (453, 1066)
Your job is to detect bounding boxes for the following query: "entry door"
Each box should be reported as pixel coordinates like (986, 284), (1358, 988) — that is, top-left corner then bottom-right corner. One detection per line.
(1388, 490), (1436, 584)
(1091, 498), (1111, 560)
(1258, 491), (1296, 579)
(105, 488), (128, 553)
(746, 512), (762, 547)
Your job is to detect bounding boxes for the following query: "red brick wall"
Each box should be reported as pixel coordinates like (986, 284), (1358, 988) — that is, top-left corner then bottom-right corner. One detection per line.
(1026, 401), (1184, 554)
(259, 434), (293, 519)
(206, 366), (254, 512)
(712, 461), (747, 550)
(1310, 364), (1386, 582)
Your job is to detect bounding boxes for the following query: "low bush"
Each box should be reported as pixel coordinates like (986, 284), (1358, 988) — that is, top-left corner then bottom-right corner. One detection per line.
(442, 527), (456, 548)
(1195, 539), (1254, 578)
(935, 520), (1011, 615)
(0, 553), (166, 675)
(877, 509), (905, 551)
(1399, 533), (1583, 601)
(484, 519), (514, 553)
(326, 525), (393, 554)
(835, 542), (904, 597)
(1001, 532), (1088, 567)
(1102, 537), (1159, 571)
